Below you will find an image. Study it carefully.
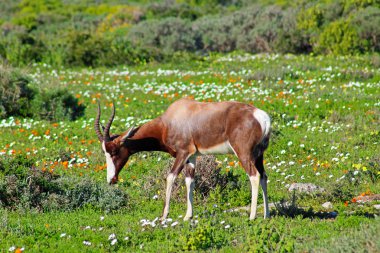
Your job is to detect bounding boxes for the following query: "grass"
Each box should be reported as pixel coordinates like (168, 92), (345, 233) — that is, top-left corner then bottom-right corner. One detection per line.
(0, 53), (379, 252)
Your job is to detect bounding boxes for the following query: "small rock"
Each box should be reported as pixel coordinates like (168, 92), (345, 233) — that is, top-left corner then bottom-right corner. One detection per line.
(288, 183), (324, 193)
(322, 202), (333, 209)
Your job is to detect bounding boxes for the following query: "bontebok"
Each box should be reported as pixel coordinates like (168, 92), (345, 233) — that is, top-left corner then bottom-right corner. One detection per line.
(95, 98), (271, 220)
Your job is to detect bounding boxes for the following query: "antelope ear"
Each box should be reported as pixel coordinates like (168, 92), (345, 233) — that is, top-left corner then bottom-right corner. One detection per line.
(120, 126), (139, 145)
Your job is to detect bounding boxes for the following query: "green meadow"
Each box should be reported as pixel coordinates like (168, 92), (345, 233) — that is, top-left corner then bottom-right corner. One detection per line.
(1, 54), (379, 252)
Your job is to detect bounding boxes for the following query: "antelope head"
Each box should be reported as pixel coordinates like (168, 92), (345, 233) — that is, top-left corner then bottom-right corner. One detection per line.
(94, 103), (137, 184)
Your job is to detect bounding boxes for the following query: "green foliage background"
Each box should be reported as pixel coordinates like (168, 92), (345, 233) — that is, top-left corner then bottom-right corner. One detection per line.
(1, 0), (380, 67)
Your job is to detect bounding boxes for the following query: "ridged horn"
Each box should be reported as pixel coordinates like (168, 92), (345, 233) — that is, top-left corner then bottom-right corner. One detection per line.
(104, 102), (116, 142)
(94, 101), (104, 142)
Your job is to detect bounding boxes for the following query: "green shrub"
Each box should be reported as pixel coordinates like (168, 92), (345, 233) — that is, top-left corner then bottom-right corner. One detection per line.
(0, 62), (36, 118)
(179, 223), (217, 251)
(0, 31), (47, 65)
(316, 19), (363, 55)
(0, 155), (128, 212)
(0, 62), (86, 121)
(32, 88), (86, 121)
(145, 1), (203, 20)
(352, 6), (380, 52)
(128, 17), (195, 55)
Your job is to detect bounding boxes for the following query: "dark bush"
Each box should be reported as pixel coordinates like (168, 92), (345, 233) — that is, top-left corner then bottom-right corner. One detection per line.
(0, 62), (36, 118)
(0, 155), (128, 212)
(352, 6), (380, 52)
(0, 62), (86, 121)
(143, 155), (240, 201)
(32, 88), (86, 121)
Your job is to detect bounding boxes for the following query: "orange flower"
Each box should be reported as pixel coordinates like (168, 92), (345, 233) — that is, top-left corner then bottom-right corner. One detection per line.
(15, 248), (22, 253)
(62, 161), (69, 168)
(344, 201), (348, 207)
(351, 198), (357, 203)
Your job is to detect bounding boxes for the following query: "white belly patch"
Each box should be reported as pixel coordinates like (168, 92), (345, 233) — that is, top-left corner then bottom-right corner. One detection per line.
(198, 141), (236, 155)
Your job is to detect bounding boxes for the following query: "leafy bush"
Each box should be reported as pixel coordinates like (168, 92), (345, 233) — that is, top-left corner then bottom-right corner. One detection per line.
(316, 19), (363, 55)
(179, 223), (217, 251)
(0, 62), (86, 121)
(352, 6), (380, 52)
(145, 1), (203, 20)
(149, 155), (240, 200)
(0, 155), (128, 212)
(32, 88), (85, 121)
(0, 62), (36, 118)
(128, 17), (195, 55)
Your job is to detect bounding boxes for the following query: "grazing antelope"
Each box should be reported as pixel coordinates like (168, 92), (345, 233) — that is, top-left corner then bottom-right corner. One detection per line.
(95, 98), (271, 220)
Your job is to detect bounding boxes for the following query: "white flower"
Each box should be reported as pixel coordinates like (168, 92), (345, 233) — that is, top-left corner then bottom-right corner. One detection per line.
(171, 221), (179, 227)
(280, 150), (286, 154)
(111, 239), (117, 245)
(353, 170), (359, 175)
(60, 233), (66, 238)
(220, 220), (225, 224)
(124, 236), (129, 241)
(9, 246), (16, 252)
(287, 141), (293, 146)
(100, 216), (105, 221)
(224, 224), (231, 229)
(152, 195), (159, 200)
(83, 241), (91, 246)
(108, 233), (116, 240)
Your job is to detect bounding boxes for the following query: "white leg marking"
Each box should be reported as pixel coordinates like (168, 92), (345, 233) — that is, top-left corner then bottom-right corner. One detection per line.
(162, 173), (176, 220)
(184, 177), (195, 221)
(260, 175), (270, 218)
(249, 174), (260, 220)
(102, 142), (115, 183)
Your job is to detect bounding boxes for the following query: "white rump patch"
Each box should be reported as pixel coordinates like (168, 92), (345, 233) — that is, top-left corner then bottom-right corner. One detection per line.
(198, 141), (236, 155)
(102, 141), (116, 183)
(253, 109), (271, 139)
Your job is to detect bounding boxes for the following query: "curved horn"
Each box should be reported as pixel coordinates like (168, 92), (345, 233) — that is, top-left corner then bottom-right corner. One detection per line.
(95, 101), (104, 142)
(104, 102), (116, 142)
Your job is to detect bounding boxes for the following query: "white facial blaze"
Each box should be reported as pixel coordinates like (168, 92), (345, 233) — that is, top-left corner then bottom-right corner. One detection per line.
(102, 142), (116, 183)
